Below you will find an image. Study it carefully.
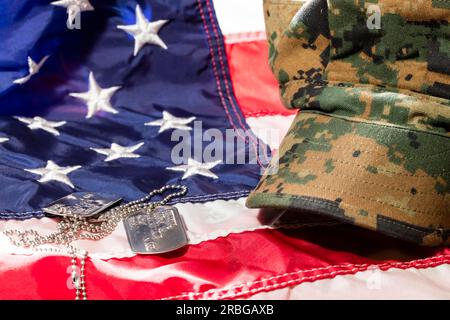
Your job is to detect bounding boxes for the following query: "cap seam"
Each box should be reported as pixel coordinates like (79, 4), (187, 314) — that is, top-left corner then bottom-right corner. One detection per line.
(248, 193), (449, 234)
(254, 182), (445, 217)
(283, 82), (450, 134)
(250, 192), (348, 210)
(281, 151), (446, 196)
(285, 81), (450, 108)
(282, 151), (449, 178)
(248, 193), (436, 233)
(300, 110), (450, 140)
(328, 81), (450, 107)
(283, 134), (450, 163)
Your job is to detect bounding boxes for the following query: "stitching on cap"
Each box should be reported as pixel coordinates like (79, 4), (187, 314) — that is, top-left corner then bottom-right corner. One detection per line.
(300, 109), (450, 140)
(279, 151), (445, 196)
(283, 150), (450, 178)
(377, 216), (429, 234)
(283, 137), (450, 163)
(322, 80), (450, 108)
(254, 192), (447, 229)
(257, 182), (444, 217)
(299, 110), (450, 142)
(283, 83), (450, 138)
(283, 74), (450, 110)
(326, 170), (439, 196)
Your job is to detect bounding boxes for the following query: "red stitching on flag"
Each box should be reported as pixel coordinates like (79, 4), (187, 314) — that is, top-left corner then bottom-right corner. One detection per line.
(197, 0), (235, 131)
(162, 254), (450, 300)
(219, 257), (450, 299)
(199, 0), (269, 167)
(205, 0), (256, 133)
(245, 111), (298, 118)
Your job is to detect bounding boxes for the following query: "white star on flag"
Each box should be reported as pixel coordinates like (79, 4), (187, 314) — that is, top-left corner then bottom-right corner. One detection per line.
(16, 116), (66, 136)
(51, 0), (94, 25)
(13, 56), (49, 85)
(91, 142), (144, 162)
(145, 111), (196, 133)
(167, 159), (221, 180)
(25, 160), (81, 188)
(117, 4), (169, 56)
(0, 137), (9, 143)
(70, 72), (121, 119)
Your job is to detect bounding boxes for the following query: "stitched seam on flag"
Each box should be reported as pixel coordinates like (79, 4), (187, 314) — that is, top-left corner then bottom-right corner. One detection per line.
(161, 254), (450, 300)
(197, 0), (236, 130)
(0, 211), (43, 216)
(220, 263), (448, 299)
(197, 0), (262, 166)
(200, 0), (270, 167)
(246, 111), (297, 117)
(217, 257), (450, 300)
(213, 254), (449, 294)
(169, 190), (250, 203)
(0, 191), (252, 219)
(214, 3), (272, 167)
(205, 0), (265, 160)
(0, 211), (43, 219)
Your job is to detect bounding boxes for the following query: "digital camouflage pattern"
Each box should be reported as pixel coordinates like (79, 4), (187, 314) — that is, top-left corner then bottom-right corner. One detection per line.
(247, 0), (450, 246)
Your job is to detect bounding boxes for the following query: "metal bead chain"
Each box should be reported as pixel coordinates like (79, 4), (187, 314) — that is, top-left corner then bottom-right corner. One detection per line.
(4, 185), (187, 247)
(3, 185), (188, 300)
(70, 246), (88, 300)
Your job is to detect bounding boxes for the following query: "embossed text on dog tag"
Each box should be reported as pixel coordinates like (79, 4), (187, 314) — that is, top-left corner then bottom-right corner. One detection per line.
(123, 206), (188, 254)
(43, 192), (122, 217)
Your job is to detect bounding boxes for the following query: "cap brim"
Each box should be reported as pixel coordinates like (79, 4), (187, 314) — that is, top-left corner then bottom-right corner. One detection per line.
(247, 112), (450, 246)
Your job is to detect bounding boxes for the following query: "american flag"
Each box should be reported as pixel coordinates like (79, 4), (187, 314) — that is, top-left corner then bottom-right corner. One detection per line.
(0, 0), (449, 300)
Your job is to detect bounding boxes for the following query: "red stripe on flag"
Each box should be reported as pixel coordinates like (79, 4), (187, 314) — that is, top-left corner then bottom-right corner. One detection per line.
(1, 226), (447, 299)
(224, 39), (297, 118)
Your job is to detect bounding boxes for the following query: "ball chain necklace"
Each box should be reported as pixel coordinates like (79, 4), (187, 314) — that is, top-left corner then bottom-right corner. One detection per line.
(4, 184), (189, 300)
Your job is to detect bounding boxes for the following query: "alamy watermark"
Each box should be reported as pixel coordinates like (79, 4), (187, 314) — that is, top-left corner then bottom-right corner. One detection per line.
(366, 4), (381, 30)
(62, 5), (82, 29)
(366, 266), (382, 290)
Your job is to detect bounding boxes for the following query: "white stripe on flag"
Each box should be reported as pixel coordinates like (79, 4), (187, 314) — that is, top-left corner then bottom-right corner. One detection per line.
(0, 198), (263, 258)
(212, 0), (266, 35)
(0, 195), (338, 259)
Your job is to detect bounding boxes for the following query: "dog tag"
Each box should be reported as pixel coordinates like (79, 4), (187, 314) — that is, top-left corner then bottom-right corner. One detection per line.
(43, 192), (122, 217)
(123, 206), (188, 254)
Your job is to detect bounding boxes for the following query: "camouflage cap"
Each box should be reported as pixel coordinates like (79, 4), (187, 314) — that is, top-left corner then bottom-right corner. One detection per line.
(246, 0), (450, 246)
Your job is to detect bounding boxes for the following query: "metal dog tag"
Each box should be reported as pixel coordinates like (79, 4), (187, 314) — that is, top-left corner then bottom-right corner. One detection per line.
(123, 206), (188, 254)
(43, 192), (122, 217)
